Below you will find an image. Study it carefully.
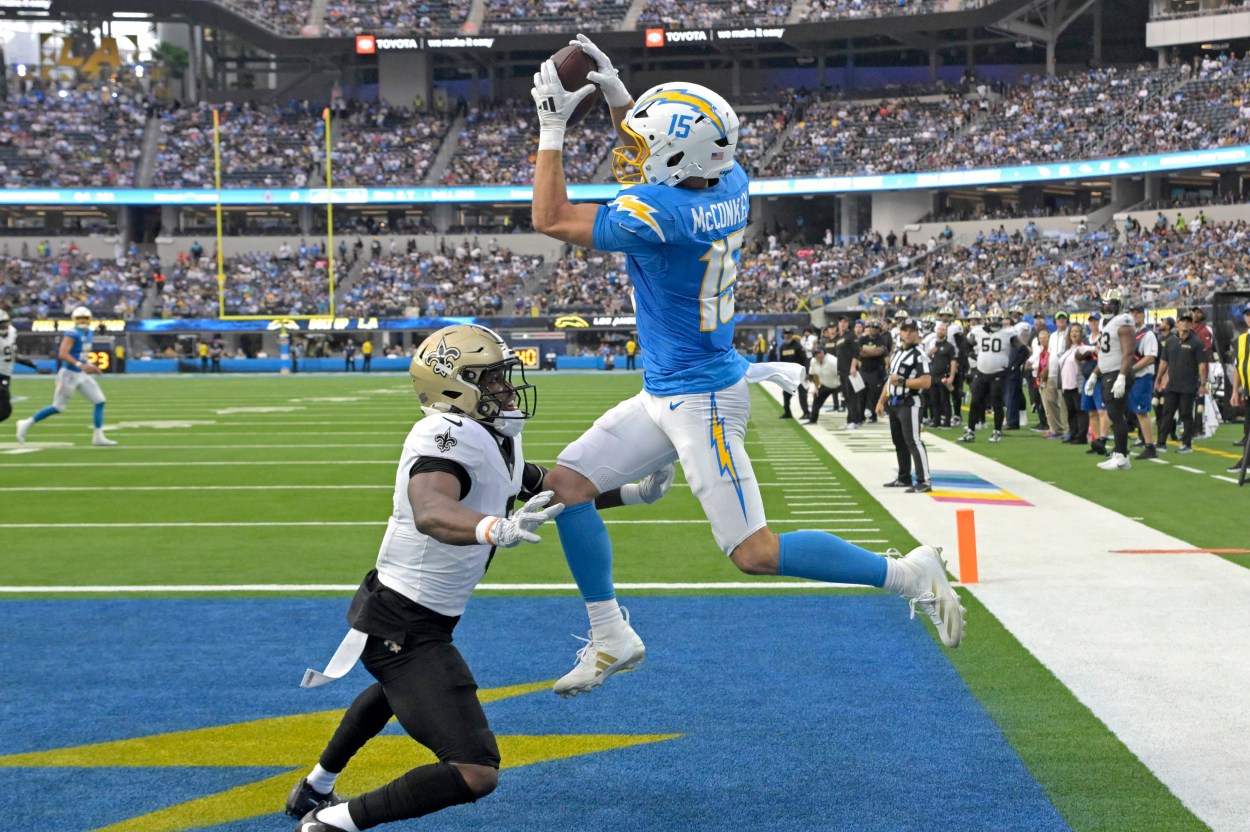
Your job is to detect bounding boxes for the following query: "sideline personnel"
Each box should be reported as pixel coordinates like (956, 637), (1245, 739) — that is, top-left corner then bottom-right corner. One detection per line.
(878, 318), (933, 493)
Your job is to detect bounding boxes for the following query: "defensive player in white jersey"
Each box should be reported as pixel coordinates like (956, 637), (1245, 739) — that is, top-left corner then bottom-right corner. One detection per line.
(1, 308), (49, 424)
(1084, 288), (1137, 470)
(288, 325), (674, 832)
(529, 34), (964, 699)
(958, 307), (1029, 444)
(15, 306), (116, 446)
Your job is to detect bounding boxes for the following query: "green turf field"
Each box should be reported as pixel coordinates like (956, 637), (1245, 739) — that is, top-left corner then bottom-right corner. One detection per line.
(0, 373), (1210, 831)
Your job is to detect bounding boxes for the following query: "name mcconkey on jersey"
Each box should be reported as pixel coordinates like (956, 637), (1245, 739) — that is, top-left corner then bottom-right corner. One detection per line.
(690, 192), (750, 235)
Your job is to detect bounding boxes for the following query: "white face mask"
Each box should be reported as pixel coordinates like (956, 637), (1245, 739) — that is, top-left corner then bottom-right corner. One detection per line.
(491, 410), (526, 438)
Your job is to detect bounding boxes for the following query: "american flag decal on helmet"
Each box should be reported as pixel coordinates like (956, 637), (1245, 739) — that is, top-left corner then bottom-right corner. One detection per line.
(710, 151), (724, 160)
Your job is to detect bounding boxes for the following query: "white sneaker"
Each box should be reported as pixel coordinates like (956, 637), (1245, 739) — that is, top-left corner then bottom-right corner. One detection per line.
(92, 429), (117, 447)
(957, 429), (975, 443)
(1097, 452), (1130, 470)
(15, 417), (32, 443)
(553, 610), (645, 698)
(896, 546), (964, 648)
(989, 430), (1002, 443)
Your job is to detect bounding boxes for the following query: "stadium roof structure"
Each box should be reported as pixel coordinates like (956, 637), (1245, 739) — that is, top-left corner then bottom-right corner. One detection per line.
(5, 0), (1149, 67)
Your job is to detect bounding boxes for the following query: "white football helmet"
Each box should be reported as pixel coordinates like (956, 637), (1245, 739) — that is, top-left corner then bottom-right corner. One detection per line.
(71, 306), (92, 329)
(612, 82), (739, 186)
(0, 308), (10, 331)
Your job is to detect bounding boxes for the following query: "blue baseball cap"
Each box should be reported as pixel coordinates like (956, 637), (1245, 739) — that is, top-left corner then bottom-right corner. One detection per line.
(1088, 311), (1102, 320)
(1241, 302), (1250, 314)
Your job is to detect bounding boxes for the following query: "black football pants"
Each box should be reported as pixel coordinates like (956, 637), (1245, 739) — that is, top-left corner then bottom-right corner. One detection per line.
(968, 371), (1004, 431)
(888, 398), (930, 484)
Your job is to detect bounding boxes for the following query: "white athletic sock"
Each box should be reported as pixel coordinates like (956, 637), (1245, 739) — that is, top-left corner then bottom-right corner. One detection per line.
(882, 557), (909, 595)
(587, 599), (624, 640)
(306, 763), (338, 794)
(316, 802), (359, 832)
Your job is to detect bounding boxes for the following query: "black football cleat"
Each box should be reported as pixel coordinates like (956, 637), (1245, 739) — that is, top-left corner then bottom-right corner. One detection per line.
(906, 482), (933, 493)
(286, 778), (343, 819)
(296, 806), (351, 832)
(884, 478), (912, 488)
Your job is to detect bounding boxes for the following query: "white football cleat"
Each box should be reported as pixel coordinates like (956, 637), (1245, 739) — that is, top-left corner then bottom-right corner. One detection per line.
(92, 429), (117, 447)
(553, 610), (645, 698)
(989, 430), (1002, 443)
(896, 545), (964, 648)
(1097, 452), (1130, 470)
(15, 417), (32, 443)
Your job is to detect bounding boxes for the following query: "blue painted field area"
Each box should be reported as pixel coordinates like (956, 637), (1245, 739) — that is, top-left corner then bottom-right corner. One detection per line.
(0, 596), (1069, 832)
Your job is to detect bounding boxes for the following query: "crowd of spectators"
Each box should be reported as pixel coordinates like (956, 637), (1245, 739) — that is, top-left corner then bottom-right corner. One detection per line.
(339, 241), (540, 317)
(322, 0), (471, 36)
(895, 216), (1250, 316)
(331, 104), (451, 187)
(0, 243), (146, 319)
(802, 0), (941, 23)
(0, 83), (146, 188)
(223, 0), (311, 32)
(483, 0), (629, 34)
(153, 102), (321, 189)
(638, 0), (789, 29)
(764, 94), (967, 177)
(442, 101), (612, 185)
(157, 246), (347, 317)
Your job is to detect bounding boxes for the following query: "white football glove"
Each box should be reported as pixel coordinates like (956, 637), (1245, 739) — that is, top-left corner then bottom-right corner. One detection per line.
(1111, 373), (1127, 399)
(1083, 375), (1098, 397)
(620, 463), (676, 506)
(476, 490), (565, 548)
(532, 59), (595, 151)
(572, 33), (631, 108)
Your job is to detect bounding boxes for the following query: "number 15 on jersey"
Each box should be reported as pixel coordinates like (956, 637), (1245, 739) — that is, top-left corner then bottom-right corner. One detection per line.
(698, 230), (743, 332)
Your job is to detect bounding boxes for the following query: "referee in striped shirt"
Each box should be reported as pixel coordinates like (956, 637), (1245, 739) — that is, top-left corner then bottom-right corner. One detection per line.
(878, 318), (933, 493)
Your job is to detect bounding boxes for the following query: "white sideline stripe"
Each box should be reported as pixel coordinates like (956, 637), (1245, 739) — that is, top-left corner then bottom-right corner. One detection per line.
(1212, 475), (1243, 484)
(0, 518), (870, 529)
(1174, 465), (1205, 474)
(0, 581), (876, 593)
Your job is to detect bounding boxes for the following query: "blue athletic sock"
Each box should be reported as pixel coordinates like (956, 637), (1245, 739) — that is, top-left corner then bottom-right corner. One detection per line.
(32, 405), (59, 423)
(554, 501), (615, 602)
(777, 530), (887, 588)
(93, 403), (105, 429)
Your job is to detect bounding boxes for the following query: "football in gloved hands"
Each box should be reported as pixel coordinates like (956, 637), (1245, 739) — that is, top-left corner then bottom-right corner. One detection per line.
(549, 44), (599, 125)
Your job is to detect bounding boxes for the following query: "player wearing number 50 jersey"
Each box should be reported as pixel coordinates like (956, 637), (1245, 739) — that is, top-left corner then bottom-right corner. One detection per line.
(529, 33), (964, 700)
(958, 307), (1029, 444)
(15, 306), (116, 446)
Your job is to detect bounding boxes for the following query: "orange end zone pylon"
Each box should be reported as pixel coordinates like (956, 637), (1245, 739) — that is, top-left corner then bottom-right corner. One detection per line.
(956, 508), (978, 584)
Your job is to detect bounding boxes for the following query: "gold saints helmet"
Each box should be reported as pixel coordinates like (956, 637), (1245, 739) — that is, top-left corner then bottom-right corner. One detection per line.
(409, 324), (536, 421)
(1101, 286), (1124, 316)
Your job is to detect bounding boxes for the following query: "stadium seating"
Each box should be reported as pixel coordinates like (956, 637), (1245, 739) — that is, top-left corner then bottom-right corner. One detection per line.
(0, 248), (146, 319)
(441, 102), (613, 185)
(159, 249), (346, 317)
(483, 0), (630, 34)
(801, 0), (940, 23)
(637, 0), (790, 29)
(153, 103), (320, 189)
(0, 86), (145, 188)
(330, 106), (451, 187)
(322, 0), (471, 36)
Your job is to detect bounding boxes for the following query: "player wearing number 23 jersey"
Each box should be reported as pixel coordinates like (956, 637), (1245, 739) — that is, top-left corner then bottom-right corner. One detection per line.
(592, 162), (750, 396)
(529, 38), (963, 703)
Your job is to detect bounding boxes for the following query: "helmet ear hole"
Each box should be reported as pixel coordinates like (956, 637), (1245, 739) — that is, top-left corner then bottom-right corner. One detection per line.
(666, 151), (684, 168)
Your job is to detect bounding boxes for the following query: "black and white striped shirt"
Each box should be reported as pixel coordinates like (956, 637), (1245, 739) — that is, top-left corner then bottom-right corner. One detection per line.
(887, 345), (930, 398)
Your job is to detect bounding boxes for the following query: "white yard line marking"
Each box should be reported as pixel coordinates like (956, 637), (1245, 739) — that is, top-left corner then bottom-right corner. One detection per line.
(0, 518), (872, 529)
(0, 581), (875, 593)
(1212, 475), (1243, 484)
(1174, 465), (1205, 474)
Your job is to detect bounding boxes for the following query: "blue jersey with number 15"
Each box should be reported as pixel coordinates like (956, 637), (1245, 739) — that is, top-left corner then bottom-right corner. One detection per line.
(592, 162), (751, 396)
(64, 326), (92, 373)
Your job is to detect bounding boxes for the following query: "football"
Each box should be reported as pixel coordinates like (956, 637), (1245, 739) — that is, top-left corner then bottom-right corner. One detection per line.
(551, 44), (599, 126)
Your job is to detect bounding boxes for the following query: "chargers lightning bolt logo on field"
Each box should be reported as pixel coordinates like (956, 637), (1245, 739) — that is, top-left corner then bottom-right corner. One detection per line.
(708, 393), (746, 519)
(611, 196), (666, 241)
(425, 337), (461, 378)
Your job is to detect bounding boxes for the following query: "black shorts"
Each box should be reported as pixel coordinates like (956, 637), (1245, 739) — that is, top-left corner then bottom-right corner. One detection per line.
(351, 571), (500, 767)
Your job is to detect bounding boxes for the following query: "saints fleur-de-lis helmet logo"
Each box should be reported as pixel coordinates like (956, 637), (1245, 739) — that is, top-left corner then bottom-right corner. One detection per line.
(425, 336), (462, 379)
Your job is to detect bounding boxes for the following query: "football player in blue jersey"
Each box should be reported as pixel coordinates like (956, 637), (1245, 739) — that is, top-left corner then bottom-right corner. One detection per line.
(15, 306), (117, 446)
(529, 35), (964, 698)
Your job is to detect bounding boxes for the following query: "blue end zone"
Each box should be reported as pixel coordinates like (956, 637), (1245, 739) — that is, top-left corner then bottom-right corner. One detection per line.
(0, 597), (1069, 832)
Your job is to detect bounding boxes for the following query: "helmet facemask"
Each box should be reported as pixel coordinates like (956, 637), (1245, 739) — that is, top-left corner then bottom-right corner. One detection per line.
(465, 358), (537, 422)
(612, 119), (650, 185)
